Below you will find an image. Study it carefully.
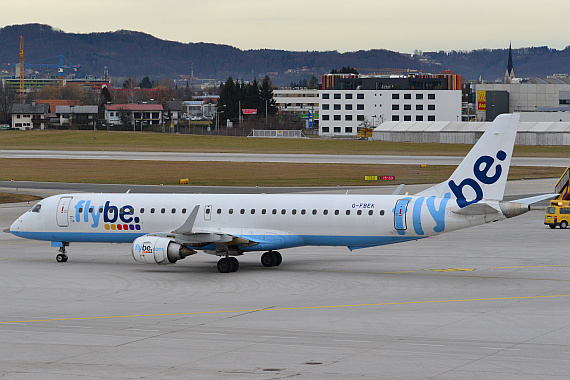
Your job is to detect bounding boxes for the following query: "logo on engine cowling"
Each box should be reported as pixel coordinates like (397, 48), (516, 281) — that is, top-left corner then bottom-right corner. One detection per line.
(449, 150), (507, 208)
(73, 200), (141, 231)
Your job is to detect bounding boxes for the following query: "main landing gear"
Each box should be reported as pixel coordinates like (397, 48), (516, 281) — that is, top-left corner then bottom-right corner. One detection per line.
(216, 251), (282, 273)
(261, 251), (282, 267)
(56, 244), (69, 263)
(217, 256), (239, 273)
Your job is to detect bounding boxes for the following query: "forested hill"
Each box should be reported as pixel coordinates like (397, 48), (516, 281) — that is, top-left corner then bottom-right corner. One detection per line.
(1, 24), (568, 84)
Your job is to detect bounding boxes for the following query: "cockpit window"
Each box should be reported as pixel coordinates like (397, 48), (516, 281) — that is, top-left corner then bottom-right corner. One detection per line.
(31, 204), (42, 213)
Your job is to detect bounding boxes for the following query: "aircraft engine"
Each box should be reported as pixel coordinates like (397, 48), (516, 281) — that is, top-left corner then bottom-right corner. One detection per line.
(132, 235), (196, 264)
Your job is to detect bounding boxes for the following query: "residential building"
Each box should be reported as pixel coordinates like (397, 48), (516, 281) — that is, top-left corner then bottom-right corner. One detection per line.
(104, 104), (163, 126)
(55, 105), (99, 126)
(165, 101), (183, 125)
(9, 103), (49, 130)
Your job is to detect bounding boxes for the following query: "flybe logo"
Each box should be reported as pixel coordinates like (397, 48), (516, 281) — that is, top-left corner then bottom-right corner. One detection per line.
(449, 151), (507, 208)
(73, 200), (141, 231)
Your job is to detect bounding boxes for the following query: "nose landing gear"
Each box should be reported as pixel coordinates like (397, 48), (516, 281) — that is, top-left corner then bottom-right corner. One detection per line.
(56, 243), (69, 263)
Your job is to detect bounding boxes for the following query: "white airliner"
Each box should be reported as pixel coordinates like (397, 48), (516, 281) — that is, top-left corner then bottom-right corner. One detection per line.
(9, 114), (552, 273)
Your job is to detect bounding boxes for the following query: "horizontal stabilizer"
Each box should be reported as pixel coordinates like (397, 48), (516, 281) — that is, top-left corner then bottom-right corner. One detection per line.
(510, 193), (559, 205)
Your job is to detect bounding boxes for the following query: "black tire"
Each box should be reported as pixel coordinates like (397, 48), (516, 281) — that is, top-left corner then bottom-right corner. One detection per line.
(261, 251), (276, 267)
(56, 253), (67, 263)
(273, 251), (282, 266)
(561, 221), (568, 229)
(217, 258), (233, 273)
(229, 257), (239, 272)
(549, 224), (556, 229)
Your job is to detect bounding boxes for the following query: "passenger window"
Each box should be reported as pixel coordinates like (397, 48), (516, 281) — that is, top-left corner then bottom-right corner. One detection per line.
(182, 208), (187, 214)
(346, 210), (350, 215)
(292, 209), (297, 215)
(380, 210), (385, 216)
(89, 208), (93, 213)
(368, 210), (373, 215)
(206, 209), (211, 215)
(172, 208), (176, 213)
(262, 209), (267, 214)
(240, 209), (245, 214)
(99, 207), (104, 213)
(272, 209), (277, 215)
(334, 210), (339, 215)
(229, 209), (233, 214)
(140, 208), (145, 213)
(78, 208), (83, 213)
(251, 209), (255, 214)
(281, 209), (286, 215)
(151, 208), (155, 213)
(119, 208), (124, 213)
(323, 210), (328, 215)
(161, 208), (166, 214)
(312, 209), (317, 215)
(357, 210), (362, 215)
(217, 209), (221, 214)
(301, 209), (306, 215)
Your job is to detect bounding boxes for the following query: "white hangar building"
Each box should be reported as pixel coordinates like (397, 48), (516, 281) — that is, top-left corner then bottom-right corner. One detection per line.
(372, 120), (570, 146)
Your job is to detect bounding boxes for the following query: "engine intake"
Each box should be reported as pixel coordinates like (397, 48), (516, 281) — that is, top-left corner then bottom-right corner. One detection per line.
(132, 235), (196, 264)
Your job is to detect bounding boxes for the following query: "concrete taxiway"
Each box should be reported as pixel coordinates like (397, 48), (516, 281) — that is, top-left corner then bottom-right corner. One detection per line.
(1, 180), (569, 379)
(0, 149), (568, 167)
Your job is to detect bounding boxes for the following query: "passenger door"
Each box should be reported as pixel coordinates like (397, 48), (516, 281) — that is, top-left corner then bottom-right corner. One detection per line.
(394, 199), (409, 231)
(56, 197), (73, 227)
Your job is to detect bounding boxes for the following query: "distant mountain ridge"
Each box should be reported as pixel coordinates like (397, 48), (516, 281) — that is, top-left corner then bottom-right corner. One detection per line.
(0, 24), (568, 85)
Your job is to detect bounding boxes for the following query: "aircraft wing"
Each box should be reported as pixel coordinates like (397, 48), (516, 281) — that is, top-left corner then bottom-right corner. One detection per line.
(146, 205), (302, 251)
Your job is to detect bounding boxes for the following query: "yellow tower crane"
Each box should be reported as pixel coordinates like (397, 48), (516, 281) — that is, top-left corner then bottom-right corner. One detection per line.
(19, 35), (25, 103)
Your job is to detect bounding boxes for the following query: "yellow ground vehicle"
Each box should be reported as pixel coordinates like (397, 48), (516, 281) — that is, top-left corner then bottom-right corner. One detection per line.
(545, 200), (570, 229)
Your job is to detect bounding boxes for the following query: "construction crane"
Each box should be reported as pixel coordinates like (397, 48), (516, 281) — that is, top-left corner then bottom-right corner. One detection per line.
(23, 55), (81, 79)
(19, 35), (24, 103)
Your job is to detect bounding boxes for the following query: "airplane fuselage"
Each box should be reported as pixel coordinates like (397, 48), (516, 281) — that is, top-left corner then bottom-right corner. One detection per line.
(10, 192), (495, 253)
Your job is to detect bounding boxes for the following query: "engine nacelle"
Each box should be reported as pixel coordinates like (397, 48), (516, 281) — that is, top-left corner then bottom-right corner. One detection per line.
(132, 235), (196, 265)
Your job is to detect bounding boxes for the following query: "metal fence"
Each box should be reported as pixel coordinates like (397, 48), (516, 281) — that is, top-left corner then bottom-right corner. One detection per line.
(249, 130), (304, 138)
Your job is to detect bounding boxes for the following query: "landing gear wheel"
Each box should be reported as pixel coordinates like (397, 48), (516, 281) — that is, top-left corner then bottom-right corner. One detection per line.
(561, 221), (568, 229)
(261, 251), (276, 267)
(217, 257), (233, 273)
(549, 224), (556, 229)
(229, 257), (239, 272)
(273, 251), (282, 266)
(56, 253), (68, 263)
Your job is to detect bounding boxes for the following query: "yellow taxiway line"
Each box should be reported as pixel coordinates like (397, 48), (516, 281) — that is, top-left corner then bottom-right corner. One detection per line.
(2, 294), (570, 325)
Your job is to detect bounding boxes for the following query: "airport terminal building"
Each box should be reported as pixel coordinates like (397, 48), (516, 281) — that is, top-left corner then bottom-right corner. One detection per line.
(318, 75), (461, 137)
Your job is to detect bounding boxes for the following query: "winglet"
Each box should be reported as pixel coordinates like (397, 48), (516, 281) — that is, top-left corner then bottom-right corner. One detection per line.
(392, 184), (405, 195)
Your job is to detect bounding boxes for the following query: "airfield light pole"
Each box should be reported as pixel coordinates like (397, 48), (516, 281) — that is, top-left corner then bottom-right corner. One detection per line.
(216, 105), (226, 132)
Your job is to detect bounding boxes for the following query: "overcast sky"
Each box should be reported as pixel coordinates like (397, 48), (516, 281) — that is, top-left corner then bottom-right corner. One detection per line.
(2, 0), (568, 53)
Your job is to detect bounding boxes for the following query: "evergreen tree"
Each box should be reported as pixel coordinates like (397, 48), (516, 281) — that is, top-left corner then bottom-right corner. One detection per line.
(100, 87), (112, 104)
(260, 75), (277, 116)
(139, 76), (153, 89)
(308, 76), (319, 89)
(217, 77), (239, 123)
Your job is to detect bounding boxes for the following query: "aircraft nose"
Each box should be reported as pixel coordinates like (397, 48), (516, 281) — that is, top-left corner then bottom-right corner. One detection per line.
(9, 218), (22, 235)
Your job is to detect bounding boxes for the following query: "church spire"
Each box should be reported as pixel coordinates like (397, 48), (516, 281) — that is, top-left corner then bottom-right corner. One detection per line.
(505, 42), (515, 83)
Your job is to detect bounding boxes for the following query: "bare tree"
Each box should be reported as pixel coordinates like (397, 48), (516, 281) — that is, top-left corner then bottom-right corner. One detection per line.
(0, 85), (17, 124)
